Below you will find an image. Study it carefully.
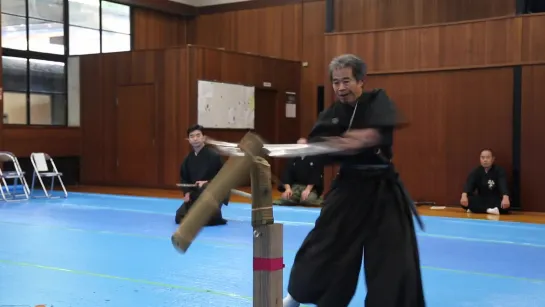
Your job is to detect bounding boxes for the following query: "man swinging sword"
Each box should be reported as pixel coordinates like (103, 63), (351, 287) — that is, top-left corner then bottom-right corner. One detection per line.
(281, 54), (426, 307)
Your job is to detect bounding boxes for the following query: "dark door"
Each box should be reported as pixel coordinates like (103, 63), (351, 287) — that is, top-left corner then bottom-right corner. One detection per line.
(116, 84), (158, 186)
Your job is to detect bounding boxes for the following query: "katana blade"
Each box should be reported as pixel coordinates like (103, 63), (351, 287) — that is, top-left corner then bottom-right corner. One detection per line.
(206, 139), (343, 157)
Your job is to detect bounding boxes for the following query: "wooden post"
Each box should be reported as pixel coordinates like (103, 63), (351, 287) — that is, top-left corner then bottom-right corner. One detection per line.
(170, 133), (284, 307)
(251, 157), (284, 307)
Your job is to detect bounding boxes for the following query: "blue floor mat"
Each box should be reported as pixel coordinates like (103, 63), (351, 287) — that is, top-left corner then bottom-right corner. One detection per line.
(0, 192), (544, 307)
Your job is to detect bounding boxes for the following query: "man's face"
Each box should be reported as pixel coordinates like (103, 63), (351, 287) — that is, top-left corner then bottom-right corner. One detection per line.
(480, 150), (495, 168)
(331, 67), (364, 104)
(188, 130), (204, 148)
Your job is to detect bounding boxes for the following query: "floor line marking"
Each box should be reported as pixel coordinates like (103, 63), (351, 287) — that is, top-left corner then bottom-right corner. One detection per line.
(53, 194), (545, 226)
(0, 259), (252, 301)
(2, 217), (545, 249)
(2, 221), (545, 284)
(0, 259), (313, 307)
(10, 197), (545, 231)
(420, 265), (545, 284)
(1, 258), (543, 299)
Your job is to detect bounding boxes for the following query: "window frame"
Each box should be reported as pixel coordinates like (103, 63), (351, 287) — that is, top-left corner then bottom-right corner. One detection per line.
(1, 0), (133, 127)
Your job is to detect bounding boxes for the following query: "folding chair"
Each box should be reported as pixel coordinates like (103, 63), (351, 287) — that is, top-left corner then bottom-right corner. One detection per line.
(30, 152), (68, 199)
(0, 151), (30, 201)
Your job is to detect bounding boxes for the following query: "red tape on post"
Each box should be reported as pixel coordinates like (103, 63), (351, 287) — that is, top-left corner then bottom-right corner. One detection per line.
(253, 257), (285, 271)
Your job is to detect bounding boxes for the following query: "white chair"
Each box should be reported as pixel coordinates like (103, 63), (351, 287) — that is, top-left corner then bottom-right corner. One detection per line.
(30, 152), (68, 199)
(0, 151), (30, 201)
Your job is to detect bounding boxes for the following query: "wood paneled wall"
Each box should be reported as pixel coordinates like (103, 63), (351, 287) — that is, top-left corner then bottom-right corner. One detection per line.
(192, 0), (518, 137)
(360, 69), (513, 206)
(132, 8), (195, 50)
(324, 15), (545, 73)
(2, 127), (81, 157)
(324, 14), (545, 210)
(79, 48), (189, 188)
(521, 65), (545, 213)
(194, 1), (324, 136)
(334, 0), (515, 32)
(79, 45), (300, 188)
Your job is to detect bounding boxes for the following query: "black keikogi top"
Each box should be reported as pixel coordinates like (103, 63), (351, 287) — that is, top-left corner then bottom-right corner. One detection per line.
(280, 156), (324, 196)
(179, 145), (224, 194)
(306, 89), (424, 229)
(463, 165), (509, 201)
(307, 89), (406, 169)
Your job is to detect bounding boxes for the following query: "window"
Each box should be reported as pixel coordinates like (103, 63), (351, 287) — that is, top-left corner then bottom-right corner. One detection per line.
(68, 0), (131, 55)
(1, 0), (132, 126)
(69, 26), (101, 55)
(2, 0), (28, 51)
(1, 0), (65, 55)
(1, 14), (28, 51)
(101, 1), (131, 53)
(2, 56), (28, 124)
(68, 0), (100, 55)
(2, 56), (67, 125)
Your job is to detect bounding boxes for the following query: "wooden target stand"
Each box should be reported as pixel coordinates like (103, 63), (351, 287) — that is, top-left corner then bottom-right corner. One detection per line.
(171, 132), (284, 307)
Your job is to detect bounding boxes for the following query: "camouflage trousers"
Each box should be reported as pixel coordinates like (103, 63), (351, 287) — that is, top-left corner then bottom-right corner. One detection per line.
(273, 184), (322, 207)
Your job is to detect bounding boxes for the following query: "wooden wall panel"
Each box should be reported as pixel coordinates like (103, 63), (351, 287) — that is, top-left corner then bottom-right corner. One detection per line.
(521, 65), (545, 212)
(522, 14), (545, 63)
(80, 46), (299, 188)
(194, 5), (302, 61)
(325, 16), (524, 73)
(301, 0), (326, 135)
(187, 46), (301, 177)
(80, 49), (189, 188)
(132, 8), (193, 50)
(322, 14), (527, 205)
(361, 69), (513, 206)
(2, 127), (81, 157)
(80, 54), (104, 183)
(191, 2), (525, 139)
(334, 0), (515, 32)
(193, 1), (323, 137)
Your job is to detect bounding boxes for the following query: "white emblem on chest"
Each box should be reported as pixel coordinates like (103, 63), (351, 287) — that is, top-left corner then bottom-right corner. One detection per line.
(488, 179), (495, 190)
(332, 118), (339, 124)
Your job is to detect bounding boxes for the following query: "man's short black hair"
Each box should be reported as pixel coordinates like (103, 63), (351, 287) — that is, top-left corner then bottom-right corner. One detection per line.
(187, 124), (204, 136)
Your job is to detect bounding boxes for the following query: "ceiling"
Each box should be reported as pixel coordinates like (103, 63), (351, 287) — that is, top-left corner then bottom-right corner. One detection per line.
(169, 0), (252, 7)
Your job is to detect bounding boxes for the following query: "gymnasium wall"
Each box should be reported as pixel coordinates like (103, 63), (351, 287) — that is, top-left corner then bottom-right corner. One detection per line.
(192, 0), (517, 137)
(78, 45), (300, 189)
(190, 0), (545, 211)
(323, 14), (545, 211)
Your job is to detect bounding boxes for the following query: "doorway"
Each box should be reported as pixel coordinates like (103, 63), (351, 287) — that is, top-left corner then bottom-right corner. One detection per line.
(115, 84), (158, 186)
